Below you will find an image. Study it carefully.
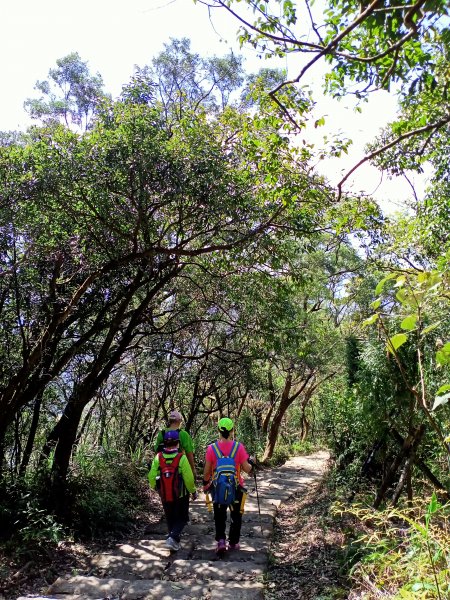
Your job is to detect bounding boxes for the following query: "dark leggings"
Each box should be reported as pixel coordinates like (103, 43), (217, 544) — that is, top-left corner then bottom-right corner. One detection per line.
(162, 494), (190, 542)
(213, 486), (244, 544)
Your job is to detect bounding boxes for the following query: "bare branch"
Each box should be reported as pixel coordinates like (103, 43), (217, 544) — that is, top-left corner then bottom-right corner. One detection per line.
(337, 115), (450, 199)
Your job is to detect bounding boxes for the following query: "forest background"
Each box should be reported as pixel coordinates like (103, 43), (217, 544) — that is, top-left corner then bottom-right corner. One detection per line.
(1, 0), (449, 598)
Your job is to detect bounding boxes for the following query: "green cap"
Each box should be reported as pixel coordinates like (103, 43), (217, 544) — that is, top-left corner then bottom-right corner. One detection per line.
(218, 417), (234, 431)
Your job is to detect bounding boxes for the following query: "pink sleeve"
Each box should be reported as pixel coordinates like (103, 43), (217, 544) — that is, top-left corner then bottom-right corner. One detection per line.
(236, 442), (249, 465)
(205, 444), (215, 463)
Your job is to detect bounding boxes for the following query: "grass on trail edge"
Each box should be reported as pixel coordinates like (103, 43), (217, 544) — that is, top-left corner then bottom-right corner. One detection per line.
(264, 475), (355, 600)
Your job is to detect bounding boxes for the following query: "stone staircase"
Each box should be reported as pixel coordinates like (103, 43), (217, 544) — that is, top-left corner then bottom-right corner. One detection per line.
(18, 451), (329, 600)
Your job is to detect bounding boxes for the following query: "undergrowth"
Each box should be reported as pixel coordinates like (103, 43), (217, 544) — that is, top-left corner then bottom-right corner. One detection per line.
(0, 447), (152, 560)
(334, 493), (450, 599)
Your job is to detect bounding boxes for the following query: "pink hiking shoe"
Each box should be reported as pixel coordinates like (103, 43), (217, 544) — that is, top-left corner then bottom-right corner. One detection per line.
(228, 542), (240, 551)
(216, 539), (226, 554)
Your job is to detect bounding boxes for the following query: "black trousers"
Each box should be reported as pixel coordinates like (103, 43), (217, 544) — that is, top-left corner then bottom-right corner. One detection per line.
(213, 486), (244, 544)
(162, 494), (190, 542)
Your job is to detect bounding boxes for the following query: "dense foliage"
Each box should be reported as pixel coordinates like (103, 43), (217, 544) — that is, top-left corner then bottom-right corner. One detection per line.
(1, 10), (449, 593)
(0, 41), (355, 541)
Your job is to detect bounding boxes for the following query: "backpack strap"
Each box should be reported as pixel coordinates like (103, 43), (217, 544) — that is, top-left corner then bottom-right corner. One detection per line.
(211, 441), (240, 460)
(171, 452), (183, 469)
(211, 443), (224, 460)
(229, 441), (240, 459)
(159, 451), (182, 469)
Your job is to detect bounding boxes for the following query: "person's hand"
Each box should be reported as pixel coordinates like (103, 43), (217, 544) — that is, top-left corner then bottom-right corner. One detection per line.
(202, 479), (211, 493)
(248, 456), (256, 468)
(191, 491), (198, 501)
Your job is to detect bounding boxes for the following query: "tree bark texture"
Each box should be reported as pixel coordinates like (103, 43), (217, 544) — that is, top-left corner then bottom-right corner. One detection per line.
(374, 425), (425, 509)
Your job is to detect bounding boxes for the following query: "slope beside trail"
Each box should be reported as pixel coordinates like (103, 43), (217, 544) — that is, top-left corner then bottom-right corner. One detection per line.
(17, 451), (329, 600)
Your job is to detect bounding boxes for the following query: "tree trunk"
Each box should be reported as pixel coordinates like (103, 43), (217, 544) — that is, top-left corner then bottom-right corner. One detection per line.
(13, 413), (22, 474)
(51, 399), (86, 483)
(261, 404), (274, 435)
(40, 397), (87, 517)
(74, 399), (97, 450)
(300, 413), (309, 441)
(262, 372), (293, 461)
(235, 388), (248, 419)
(19, 392), (43, 477)
(262, 370), (318, 462)
(391, 456), (413, 506)
(374, 424), (425, 509)
(390, 427), (449, 498)
(262, 367), (276, 435)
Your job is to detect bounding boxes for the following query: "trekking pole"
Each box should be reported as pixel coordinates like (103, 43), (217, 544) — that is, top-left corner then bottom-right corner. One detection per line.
(252, 457), (264, 536)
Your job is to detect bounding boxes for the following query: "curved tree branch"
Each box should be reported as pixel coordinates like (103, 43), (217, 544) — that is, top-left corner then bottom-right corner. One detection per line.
(337, 115), (450, 199)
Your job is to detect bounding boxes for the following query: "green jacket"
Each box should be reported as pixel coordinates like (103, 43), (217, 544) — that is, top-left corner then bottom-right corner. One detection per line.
(153, 428), (194, 454)
(148, 451), (196, 498)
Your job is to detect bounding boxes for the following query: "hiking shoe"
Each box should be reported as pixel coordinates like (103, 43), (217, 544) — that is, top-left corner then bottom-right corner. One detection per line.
(165, 536), (180, 551)
(228, 542), (240, 551)
(216, 539), (226, 554)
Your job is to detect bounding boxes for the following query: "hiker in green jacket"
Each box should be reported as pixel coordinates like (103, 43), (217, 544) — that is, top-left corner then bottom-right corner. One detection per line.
(153, 410), (197, 479)
(148, 429), (197, 552)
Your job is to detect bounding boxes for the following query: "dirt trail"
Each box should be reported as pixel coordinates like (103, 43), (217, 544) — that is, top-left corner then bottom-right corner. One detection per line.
(17, 451), (329, 600)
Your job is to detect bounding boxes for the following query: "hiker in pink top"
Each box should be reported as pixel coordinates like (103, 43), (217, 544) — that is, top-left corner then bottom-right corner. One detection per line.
(203, 417), (255, 555)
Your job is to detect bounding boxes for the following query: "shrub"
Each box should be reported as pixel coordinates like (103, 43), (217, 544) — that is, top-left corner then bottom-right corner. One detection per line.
(334, 494), (450, 599)
(68, 448), (151, 538)
(0, 475), (67, 557)
(235, 410), (265, 457)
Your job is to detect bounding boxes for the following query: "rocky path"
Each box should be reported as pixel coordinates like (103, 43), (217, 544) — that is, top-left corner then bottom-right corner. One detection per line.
(18, 451), (329, 600)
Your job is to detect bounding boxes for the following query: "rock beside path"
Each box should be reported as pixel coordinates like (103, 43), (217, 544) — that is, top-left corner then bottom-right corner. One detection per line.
(17, 451), (330, 600)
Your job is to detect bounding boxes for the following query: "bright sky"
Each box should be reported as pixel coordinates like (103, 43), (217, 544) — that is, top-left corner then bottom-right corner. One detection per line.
(1, 0), (428, 208)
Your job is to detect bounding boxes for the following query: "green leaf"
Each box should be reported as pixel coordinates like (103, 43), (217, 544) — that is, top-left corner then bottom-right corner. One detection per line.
(370, 298), (381, 309)
(395, 288), (407, 304)
(432, 393), (450, 411)
(387, 333), (407, 354)
(421, 321), (441, 335)
(436, 384), (450, 395)
(391, 510), (427, 536)
(314, 116), (325, 128)
(417, 272), (428, 283)
(375, 273), (396, 295)
(400, 315), (417, 331)
(362, 314), (379, 327)
(436, 348), (450, 366)
(394, 275), (406, 287)
(427, 492), (439, 514)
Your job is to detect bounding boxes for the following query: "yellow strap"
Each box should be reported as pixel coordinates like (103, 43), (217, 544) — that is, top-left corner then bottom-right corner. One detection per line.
(240, 491), (247, 514)
(230, 441), (239, 459)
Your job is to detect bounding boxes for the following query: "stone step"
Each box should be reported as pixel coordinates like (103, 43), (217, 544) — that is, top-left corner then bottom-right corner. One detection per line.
(87, 553), (264, 581)
(145, 518), (273, 539)
(190, 546), (268, 563)
(44, 576), (264, 600)
(108, 537), (269, 560)
(189, 505), (276, 521)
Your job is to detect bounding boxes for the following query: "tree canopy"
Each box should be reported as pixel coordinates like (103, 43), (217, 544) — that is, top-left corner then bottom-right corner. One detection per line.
(1, 23), (449, 582)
